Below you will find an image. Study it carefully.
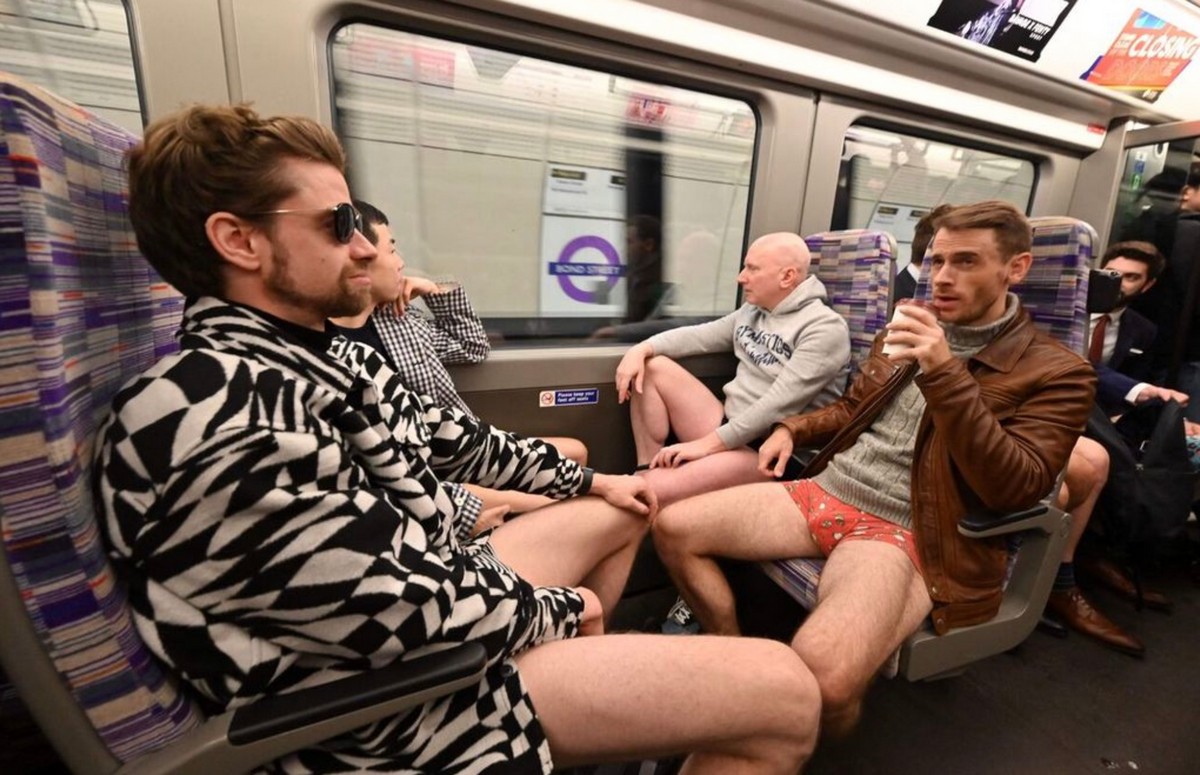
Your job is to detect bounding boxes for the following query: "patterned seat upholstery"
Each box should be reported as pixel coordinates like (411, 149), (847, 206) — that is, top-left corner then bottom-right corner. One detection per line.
(760, 218), (1093, 647)
(806, 229), (897, 370)
(0, 73), (196, 765)
(1013, 217), (1095, 354)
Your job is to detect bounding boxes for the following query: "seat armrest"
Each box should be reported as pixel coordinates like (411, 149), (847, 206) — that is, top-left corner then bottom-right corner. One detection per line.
(958, 504), (1054, 538)
(229, 643), (487, 744)
(119, 643), (487, 775)
(784, 447), (817, 480)
(790, 448), (817, 468)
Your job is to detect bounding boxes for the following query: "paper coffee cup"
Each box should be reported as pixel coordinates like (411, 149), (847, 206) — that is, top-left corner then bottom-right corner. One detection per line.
(882, 298), (934, 356)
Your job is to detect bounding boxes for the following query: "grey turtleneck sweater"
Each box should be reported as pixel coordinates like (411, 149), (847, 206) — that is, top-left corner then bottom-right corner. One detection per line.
(811, 294), (1020, 529)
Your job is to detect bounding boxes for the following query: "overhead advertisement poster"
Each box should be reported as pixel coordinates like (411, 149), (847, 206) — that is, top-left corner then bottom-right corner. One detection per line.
(1081, 9), (1199, 103)
(927, 0), (1077, 62)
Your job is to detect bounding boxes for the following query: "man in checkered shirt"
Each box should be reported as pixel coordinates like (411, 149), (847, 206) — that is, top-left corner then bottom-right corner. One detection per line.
(332, 200), (587, 518)
(330, 199), (489, 415)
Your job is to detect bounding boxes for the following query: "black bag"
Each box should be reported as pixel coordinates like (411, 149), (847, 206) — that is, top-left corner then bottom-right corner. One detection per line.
(1087, 400), (1194, 552)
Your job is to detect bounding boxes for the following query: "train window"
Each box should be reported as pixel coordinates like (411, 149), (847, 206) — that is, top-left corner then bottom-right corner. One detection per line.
(0, 0), (142, 133)
(329, 24), (757, 345)
(833, 125), (1035, 268)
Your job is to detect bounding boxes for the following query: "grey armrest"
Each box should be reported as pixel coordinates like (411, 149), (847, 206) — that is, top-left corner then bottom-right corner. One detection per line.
(790, 447), (817, 469)
(958, 503), (1056, 538)
(119, 643), (488, 775)
(905, 502), (1070, 681)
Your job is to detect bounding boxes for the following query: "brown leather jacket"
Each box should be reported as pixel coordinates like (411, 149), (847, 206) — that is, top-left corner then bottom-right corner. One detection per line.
(777, 307), (1096, 633)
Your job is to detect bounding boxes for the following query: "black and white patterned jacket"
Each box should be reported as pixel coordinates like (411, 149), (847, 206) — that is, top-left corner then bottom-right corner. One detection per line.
(94, 297), (584, 772)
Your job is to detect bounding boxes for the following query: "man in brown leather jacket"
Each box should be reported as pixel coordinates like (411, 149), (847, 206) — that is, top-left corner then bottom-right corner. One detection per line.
(653, 201), (1095, 738)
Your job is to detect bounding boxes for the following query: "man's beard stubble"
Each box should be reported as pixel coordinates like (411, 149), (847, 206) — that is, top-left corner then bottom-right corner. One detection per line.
(267, 241), (370, 319)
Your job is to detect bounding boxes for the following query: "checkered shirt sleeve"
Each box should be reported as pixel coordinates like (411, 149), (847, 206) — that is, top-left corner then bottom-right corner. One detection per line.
(373, 305), (473, 415)
(421, 285), (490, 365)
(444, 481), (482, 540)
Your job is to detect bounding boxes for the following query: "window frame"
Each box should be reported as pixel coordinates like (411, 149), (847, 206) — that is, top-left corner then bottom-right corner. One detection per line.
(325, 14), (779, 345)
(0, 0), (147, 129)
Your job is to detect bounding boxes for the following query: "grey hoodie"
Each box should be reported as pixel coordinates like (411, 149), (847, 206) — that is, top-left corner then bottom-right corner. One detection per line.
(645, 275), (850, 449)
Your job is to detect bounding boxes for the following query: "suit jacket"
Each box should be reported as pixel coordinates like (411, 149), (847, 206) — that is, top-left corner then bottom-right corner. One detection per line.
(1096, 307), (1157, 414)
(894, 264), (918, 302)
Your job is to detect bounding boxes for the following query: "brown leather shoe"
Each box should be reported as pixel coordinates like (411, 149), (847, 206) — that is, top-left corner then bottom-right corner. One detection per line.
(1078, 555), (1172, 612)
(1046, 587), (1145, 657)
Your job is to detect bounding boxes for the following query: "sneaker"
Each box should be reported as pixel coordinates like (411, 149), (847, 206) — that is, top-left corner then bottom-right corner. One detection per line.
(661, 597), (700, 635)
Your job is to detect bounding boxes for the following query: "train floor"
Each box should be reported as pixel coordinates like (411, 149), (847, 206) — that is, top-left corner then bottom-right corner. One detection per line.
(807, 546), (1200, 775)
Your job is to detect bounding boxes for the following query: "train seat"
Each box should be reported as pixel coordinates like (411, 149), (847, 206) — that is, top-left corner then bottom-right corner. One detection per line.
(806, 228), (898, 373)
(0, 72), (484, 775)
(759, 217), (1094, 681)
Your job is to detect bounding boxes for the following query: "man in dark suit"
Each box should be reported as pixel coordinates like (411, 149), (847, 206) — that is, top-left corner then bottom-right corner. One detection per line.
(1091, 241), (1188, 415)
(1079, 241), (1189, 616)
(894, 204), (952, 302)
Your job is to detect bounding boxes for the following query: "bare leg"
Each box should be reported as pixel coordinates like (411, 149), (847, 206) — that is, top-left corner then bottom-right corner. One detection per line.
(1057, 436), (1109, 562)
(790, 541), (931, 737)
(638, 448), (773, 507)
(1046, 437), (1143, 653)
(656, 482), (931, 736)
(653, 482), (818, 635)
(540, 435), (588, 466)
(630, 356), (724, 464)
(488, 497), (646, 622)
(515, 634), (820, 772)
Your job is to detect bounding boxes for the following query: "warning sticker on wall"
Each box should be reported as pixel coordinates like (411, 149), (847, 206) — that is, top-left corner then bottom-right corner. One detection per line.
(539, 388), (601, 407)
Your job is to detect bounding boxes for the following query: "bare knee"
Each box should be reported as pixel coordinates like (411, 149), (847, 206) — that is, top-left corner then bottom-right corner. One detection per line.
(794, 646), (872, 729)
(650, 503), (694, 559)
(642, 354), (678, 383)
(1083, 440), (1110, 482)
(812, 664), (865, 721)
(560, 438), (588, 466)
(609, 502), (650, 543)
(741, 640), (822, 763)
(1062, 443), (1108, 510)
(1072, 438), (1110, 489)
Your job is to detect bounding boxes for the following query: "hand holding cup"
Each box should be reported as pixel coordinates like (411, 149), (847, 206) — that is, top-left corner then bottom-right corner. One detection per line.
(883, 298), (952, 372)
(882, 299), (936, 356)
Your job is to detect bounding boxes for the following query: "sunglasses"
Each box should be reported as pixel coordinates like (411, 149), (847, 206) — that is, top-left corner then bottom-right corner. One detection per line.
(248, 202), (364, 244)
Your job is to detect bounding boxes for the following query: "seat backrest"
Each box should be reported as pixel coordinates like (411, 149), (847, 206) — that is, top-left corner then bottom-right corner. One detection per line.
(0, 73), (198, 771)
(805, 229), (897, 369)
(913, 216), (1095, 353)
(1015, 217), (1095, 353)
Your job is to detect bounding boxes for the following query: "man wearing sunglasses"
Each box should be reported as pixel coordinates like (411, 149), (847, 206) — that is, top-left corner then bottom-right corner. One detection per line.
(93, 103), (819, 774)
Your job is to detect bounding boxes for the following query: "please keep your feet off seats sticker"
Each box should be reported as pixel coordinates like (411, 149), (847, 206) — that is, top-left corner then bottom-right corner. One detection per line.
(538, 388), (600, 407)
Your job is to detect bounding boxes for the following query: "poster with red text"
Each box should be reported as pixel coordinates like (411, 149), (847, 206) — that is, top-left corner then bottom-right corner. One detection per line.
(1081, 9), (1199, 103)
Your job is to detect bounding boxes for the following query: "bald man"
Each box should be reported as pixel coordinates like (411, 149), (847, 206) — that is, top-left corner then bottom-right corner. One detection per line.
(615, 232), (850, 506)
